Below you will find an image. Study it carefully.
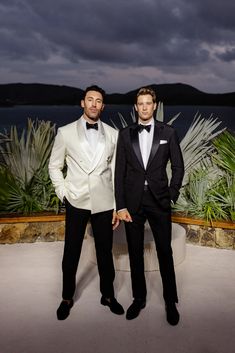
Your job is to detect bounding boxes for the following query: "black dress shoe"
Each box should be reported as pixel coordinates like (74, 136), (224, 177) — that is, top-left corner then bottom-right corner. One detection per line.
(126, 299), (146, 320)
(57, 300), (74, 320)
(165, 302), (180, 326)
(100, 296), (124, 315)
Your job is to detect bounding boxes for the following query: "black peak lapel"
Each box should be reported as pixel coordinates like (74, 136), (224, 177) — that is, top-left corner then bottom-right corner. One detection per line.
(146, 121), (161, 169)
(130, 125), (144, 169)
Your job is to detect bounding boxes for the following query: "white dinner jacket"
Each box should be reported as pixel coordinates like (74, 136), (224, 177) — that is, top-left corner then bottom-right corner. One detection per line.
(48, 117), (118, 214)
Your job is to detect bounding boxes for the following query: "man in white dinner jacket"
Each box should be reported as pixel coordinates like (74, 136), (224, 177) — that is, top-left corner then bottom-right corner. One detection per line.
(49, 85), (124, 320)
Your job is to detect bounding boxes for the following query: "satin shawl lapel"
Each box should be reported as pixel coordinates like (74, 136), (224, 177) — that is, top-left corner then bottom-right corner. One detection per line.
(130, 125), (144, 169)
(89, 123), (105, 173)
(146, 121), (161, 169)
(76, 118), (105, 173)
(76, 119), (93, 164)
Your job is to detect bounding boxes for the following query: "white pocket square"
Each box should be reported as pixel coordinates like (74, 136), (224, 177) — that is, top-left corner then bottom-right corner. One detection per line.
(160, 140), (168, 144)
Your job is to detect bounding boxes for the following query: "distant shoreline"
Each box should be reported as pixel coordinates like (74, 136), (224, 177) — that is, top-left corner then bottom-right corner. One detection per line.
(0, 83), (234, 106)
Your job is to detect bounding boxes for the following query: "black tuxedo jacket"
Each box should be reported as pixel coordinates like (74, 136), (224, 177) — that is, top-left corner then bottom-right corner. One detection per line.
(115, 120), (184, 213)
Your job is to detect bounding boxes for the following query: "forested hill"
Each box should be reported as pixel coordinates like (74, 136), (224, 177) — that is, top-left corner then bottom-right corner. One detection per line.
(0, 83), (234, 106)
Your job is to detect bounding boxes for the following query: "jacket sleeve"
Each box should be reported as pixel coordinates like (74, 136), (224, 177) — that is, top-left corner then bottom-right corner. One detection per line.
(110, 131), (118, 210)
(169, 129), (185, 203)
(114, 132), (127, 211)
(48, 129), (67, 202)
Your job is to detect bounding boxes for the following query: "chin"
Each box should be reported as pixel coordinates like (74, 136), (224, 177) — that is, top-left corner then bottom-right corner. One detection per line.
(89, 116), (99, 121)
(141, 117), (151, 122)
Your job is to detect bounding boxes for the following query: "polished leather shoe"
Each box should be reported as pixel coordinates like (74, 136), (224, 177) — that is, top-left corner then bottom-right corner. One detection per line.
(165, 302), (180, 326)
(57, 300), (74, 320)
(126, 299), (146, 320)
(101, 296), (124, 315)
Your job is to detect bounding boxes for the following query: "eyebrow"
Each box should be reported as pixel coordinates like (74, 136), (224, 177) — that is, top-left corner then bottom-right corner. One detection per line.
(86, 95), (103, 101)
(137, 100), (153, 104)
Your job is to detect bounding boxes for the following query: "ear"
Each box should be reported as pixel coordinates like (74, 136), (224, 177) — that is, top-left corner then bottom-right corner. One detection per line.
(81, 100), (84, 108)
(134, 104), (138, 111)
(154, 102), (157, 110)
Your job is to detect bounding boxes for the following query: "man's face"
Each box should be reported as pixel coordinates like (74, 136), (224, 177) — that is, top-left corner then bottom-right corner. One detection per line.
(81, 90), (104, 122)
(135, 94), (157, 123)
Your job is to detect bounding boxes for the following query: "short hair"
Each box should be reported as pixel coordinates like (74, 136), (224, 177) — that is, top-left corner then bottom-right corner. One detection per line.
(83, 85), (106, 102)
(136, 87), (157, 103)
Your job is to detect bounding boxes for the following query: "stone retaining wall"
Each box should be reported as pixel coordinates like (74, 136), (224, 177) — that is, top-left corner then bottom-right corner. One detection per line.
(0, 215), (234, 249)
(0, 221), (65, 244)
(179, 223), (235, 250)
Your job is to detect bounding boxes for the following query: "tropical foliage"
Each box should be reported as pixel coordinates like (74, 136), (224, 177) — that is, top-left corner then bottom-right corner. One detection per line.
(173, 129), (235, 222)
(0, 119), (59, 214)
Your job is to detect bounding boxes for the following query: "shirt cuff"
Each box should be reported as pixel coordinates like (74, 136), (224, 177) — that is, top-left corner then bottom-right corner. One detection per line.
(117, 208), (127, 213)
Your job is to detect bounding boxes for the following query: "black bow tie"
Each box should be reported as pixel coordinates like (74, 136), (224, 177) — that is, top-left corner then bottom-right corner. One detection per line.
(137, 124), (151, 133)
(86, 122), (98, 130)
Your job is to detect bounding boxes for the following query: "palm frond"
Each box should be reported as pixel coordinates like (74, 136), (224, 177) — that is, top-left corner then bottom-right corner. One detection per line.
(167, 112), (181, 126)
(156, 101), (164, 122)
(212, 130), (235, 173)
(180, 113), (224, 185)
(0, 119), (57, 214)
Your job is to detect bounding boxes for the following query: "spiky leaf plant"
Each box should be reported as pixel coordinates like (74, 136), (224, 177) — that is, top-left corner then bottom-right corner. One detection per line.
(0, 119), (59, 214)
(174, 165), (227, 222)
(210, 130), (235, 221)
(212, 130), (235, 174)
(179, 113), (224, 186)
(174, 130), (235, 222)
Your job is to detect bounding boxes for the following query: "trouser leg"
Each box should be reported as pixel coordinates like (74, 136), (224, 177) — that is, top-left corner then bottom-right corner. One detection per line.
(125, 214), (147, 300)
(143, 190), (178, 303)
(90, 210), (115, 298)
(148, 213), (178, 303)
(62, 200), (90, 299)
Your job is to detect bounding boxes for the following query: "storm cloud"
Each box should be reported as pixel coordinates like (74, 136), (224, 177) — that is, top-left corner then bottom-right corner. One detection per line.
(0, 0), (234, 92)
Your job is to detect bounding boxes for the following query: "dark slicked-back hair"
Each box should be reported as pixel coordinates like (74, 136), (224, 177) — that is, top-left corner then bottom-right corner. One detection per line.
(136, 87), (157, 103)
(83, 85), (106, 102)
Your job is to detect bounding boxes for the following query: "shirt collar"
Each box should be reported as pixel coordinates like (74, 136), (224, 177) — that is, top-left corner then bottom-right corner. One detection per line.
(81, 115), (101, 129)
(138, 117), (154, 126)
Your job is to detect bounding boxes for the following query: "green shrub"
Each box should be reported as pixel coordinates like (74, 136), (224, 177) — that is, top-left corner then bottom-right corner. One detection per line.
(174, 130), (235, 222)
(0, 119), (59, 214)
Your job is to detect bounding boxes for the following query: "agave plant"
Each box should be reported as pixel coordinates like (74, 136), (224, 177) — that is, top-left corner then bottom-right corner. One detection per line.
(179, 113), (224, 186)
(209, 175), (235, 221)
(173, 164), (228, 221)
(212, 130), (235, 174)
(0, 119), (59, 214)
(210, 130), (235, 221)
(174, 130), (235, 222)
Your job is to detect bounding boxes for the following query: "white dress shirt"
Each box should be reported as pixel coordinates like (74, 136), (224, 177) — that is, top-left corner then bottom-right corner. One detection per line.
(82, 116), (100, 152)
(118, 118), (154, 213)
(138, 118), (154, 169)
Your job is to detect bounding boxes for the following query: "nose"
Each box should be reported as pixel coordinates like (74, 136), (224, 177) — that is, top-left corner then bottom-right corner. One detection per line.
(143, 104), (147, 110)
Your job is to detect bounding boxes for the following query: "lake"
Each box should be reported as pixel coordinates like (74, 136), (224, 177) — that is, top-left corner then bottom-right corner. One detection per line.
(0, 105), (234, 140)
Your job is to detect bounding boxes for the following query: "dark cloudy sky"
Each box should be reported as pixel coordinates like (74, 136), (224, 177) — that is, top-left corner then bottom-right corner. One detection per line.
(1, 0), (235, 93)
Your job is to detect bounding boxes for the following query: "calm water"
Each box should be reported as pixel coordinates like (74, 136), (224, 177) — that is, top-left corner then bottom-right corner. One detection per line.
(0, 105), (234, 140)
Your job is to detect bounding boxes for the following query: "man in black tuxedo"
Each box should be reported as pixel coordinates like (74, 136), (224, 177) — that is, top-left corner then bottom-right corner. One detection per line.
(115, 87), (184, 325)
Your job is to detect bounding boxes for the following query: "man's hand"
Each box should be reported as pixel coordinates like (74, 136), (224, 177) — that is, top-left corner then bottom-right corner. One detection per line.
(112, 211), (120, 230)
(117, 209), (133, 222)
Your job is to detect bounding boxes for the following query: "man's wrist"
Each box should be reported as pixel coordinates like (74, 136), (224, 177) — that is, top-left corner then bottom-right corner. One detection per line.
(117, 208), (127, 213)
